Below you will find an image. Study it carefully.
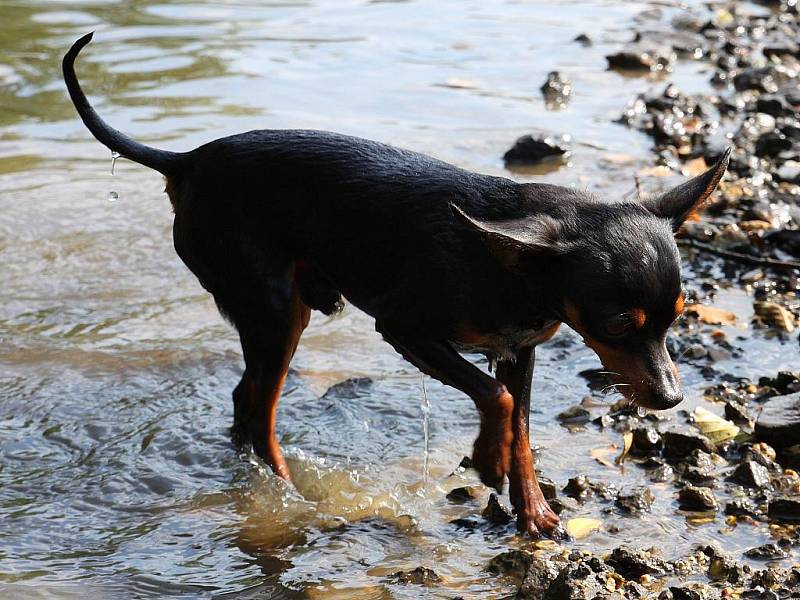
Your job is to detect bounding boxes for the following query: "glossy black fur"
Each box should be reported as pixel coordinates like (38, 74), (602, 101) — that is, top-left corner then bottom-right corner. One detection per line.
(64, 33), (730, 481)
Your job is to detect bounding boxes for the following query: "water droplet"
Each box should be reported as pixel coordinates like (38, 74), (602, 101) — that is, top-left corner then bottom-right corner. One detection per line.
(110, 151), (120, 175)
(107, 191), (119, 202)
(421, 375), (431, 489)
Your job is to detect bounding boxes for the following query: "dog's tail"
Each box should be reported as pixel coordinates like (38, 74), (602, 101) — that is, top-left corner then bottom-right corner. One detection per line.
(63, 32), (186, 175)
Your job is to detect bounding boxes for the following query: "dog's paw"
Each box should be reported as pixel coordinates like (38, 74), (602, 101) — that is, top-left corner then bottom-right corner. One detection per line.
(472, 435), (512, 492)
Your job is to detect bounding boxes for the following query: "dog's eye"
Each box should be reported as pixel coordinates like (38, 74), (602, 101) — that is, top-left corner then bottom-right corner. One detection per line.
(604, 314), (633, 338)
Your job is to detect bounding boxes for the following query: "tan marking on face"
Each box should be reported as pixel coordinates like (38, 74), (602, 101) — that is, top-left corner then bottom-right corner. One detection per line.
(674, 293), (685, 320)
(630, 308), (647, 329)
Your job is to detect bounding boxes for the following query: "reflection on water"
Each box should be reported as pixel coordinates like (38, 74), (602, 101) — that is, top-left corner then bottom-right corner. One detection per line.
(1, 0), (798, 598)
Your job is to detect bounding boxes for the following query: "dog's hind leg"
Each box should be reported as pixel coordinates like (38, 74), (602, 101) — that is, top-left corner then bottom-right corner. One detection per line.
(227, 265), (310, 481)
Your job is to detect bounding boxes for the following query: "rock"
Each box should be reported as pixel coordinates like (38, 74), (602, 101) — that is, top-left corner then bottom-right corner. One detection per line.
(768, 497), (800, 522)
(606, 546), (670, 579)
(503, 134), (570, 165)
(390, 566), (441, 585)
(725, 498), (760, 518)
(457, 456), (474, 470)
(563, 475), (592, 501)
(574, 33), (592, 46)
(486, 549), (533, 581)
(663, 428), (716, 461)
(548, 496), (580, 515)
(669, 583), (719, 600)
(729, 461), (772, 489)
(482, 493), (513, 525)
(755, 393), (800, 447)
(678, 486), (718, 511)
(607, 45), (675, 72)
(734, 68), (779, 93)
(744, 544), (790, 560)
(724, 400), (751, 424)
(776, 161), (800, 184)
(708, 554), (749, 584)
(540, 71), (572, 106)
(616, 486), (655, 513)
(644, 457), (675, 482)
(757, 372), (800, 395)
(537, 475), (557, 500)
(544, 562), (608, 600)
(446, 486), (479, 502)
(557, 405), (591, 425)
(631, 426), (663, 456)
(754, 132), (794, 158)
(682, 465), (716, 486)
(517, 557), (561, 598)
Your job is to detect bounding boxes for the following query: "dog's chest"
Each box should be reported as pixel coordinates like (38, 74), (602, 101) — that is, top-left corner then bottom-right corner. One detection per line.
(453, 319), (560, 360)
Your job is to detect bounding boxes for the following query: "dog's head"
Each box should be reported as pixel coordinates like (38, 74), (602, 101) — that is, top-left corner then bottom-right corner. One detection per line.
(454, 149), (730, 410)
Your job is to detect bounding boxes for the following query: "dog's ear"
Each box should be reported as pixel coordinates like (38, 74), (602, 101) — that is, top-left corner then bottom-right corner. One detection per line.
(642, 148), (731, 233)
(450, 204), (567, 265)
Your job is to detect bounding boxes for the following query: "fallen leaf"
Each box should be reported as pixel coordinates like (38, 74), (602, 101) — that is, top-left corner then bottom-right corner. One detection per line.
(754, 301), (796, 332)
(685, 303), (737, 326)
(693, 406), (740, 444)
(566, 517), (602, 539)
(591, 445), (618, 468)
(615, 431), (633, 465)
(681, 157), (708, 177)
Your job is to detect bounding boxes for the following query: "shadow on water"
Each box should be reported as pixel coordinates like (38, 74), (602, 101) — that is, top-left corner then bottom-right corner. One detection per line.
(1, 0), (799, 598)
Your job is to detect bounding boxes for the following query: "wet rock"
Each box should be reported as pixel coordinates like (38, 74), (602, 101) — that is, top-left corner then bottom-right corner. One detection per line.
(729, 460), (772, 489)
(486, 549), (533, 581)
(503, 134), (570, 165)
(545, 562), (608, 600)
(741, 443), (782, 473)
(776, 161), (800, 184)
(756, 95), (796, 118)
(517, 557), (561, 599)
(725, 498), (760, 518)
(457, 456), (474, 470)
(616, 486), (655, 513)
(557, 405), (591, 425)
(678, 486), (718, 511)
(669, 583), (720, 600)
(757, 372), (800, 395)
(768, 497), (800, 522)
(540, 71), (572, 106)
(446, 486), (479, 502)
(390, 566), (441, 585)
(548, 496), (579, 515)
(631, 426), (663, 456)
(607, 45), (675, 72)
(606, 546), (670, 579)
(563, 475), (592, 501)
(322, 376), (373, 400)
(755, 392), (800, 448)
(574, 33), (592, 46)
(708, 553), (749, 584)
(734, 67), (779, 93)
(537, 475), (557, 500)
(725, 400), (751, 424)
(644, 457), (675, 482)
(682, 465), (716, 486)
(663, 428), (716, 461)
(755, 131), (794, 158)
(482, 493), (513, 525)
(744, 544), (790, 560)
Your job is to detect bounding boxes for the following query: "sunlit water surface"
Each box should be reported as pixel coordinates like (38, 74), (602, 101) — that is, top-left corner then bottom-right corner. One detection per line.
(1, 1), (798, 598)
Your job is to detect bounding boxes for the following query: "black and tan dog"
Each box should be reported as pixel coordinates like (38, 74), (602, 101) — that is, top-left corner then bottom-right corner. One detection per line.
(64, 33), (729, 537)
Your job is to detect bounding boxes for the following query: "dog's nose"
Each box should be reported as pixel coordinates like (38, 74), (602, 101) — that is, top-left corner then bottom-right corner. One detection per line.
(652, 389), (684, 410)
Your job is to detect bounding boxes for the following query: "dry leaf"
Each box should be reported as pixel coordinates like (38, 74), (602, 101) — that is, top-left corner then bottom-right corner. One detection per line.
(566, 517), (602, 539)
(754, 301), (796, 332)
(693, 406), (740, 444)
(615, 431), (633, 465)
(590, 445), (618, 468)
(638, 165), (675, 177)
(685, 303), (737, 326)
(681, 157), (708, 177)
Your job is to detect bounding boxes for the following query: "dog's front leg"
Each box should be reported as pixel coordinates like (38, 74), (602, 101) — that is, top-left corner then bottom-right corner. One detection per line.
(496, 347), (564, 538)
(377, 328), (513, 491)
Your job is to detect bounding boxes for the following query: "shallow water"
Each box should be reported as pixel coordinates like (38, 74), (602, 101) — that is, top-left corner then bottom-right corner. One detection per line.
(1, 0), (799, 598)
